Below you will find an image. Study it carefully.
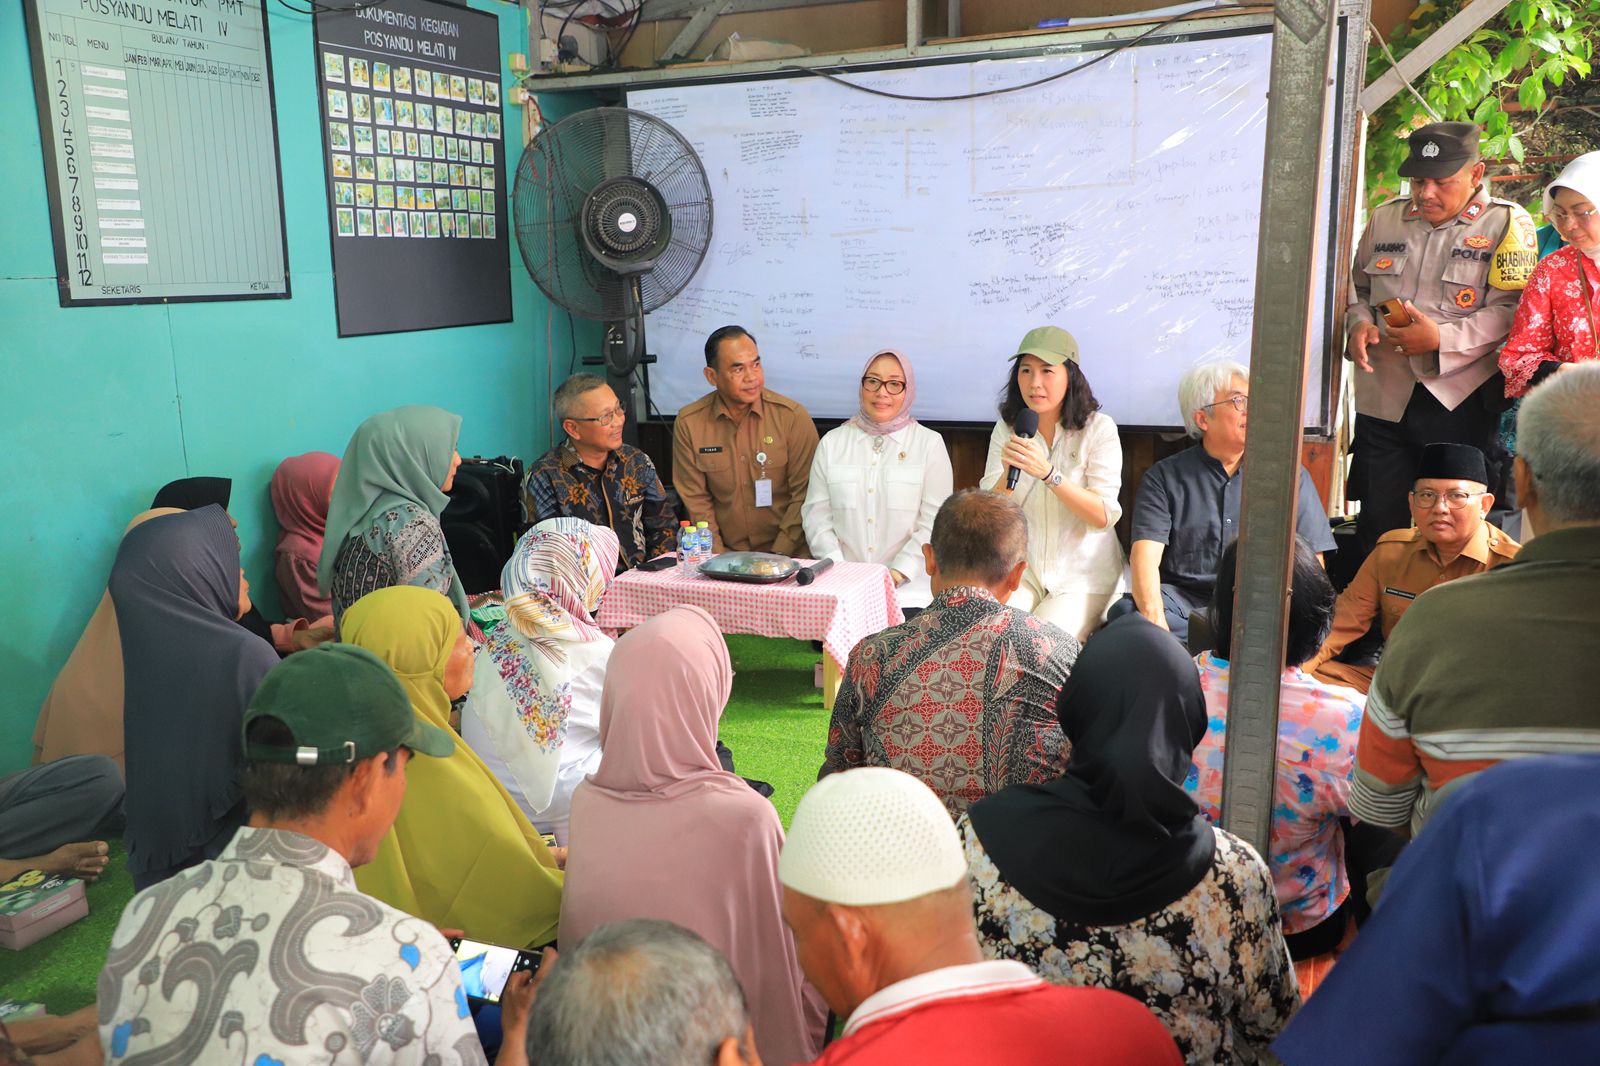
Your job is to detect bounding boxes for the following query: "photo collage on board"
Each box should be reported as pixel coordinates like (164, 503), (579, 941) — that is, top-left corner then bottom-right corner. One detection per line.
(321, 50), (503, 241)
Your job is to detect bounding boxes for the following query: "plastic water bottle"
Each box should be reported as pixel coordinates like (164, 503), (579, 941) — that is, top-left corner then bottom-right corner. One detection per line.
(695, 521), (713, 571)
(677, 521), (693, 572)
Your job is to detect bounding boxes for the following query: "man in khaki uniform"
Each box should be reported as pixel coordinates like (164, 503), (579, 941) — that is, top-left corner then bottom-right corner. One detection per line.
(1346, 121), (1537, 555)
(1307, 443), (1518, 693)
(672, 325), (819, 556)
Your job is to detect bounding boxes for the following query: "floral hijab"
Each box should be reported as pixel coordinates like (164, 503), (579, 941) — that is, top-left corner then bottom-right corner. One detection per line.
(472, 518), (620, 814)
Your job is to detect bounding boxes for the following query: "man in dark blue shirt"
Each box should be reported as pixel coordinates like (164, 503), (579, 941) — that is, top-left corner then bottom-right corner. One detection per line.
(1126, 361), (1336, 638)
(1274, 753), (1600, 1065)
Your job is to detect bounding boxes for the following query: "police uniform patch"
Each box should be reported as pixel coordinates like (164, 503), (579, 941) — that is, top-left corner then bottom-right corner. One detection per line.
(1455, 287), (1477, 308)
(1460, 201), (1485, 222)
(1489, 210), (1538, 290)
(1374, 257), (1394, 270)
(1465, 234), (1491, 249)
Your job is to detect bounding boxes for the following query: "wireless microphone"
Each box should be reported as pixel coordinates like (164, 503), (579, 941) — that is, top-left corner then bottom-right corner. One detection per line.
(1006, 408), (1040, 491)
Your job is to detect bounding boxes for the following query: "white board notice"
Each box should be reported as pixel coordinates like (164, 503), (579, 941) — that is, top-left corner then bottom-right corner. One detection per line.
(627, 32), (1335, 429)
(24, 0), (290, 305)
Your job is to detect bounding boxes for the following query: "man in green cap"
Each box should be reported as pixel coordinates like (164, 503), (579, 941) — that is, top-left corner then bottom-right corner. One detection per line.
(1345, 120), (1538, 556)
(96, 644), (540, 1066)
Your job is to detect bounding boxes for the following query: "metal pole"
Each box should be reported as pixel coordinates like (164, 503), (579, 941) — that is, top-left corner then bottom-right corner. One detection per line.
(1219, 0), (1341, 852)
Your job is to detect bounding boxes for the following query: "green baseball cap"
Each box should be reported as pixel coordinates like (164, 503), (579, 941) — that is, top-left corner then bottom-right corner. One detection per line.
(242, 644), (455, 765)
(1014, 325), (1080, 366)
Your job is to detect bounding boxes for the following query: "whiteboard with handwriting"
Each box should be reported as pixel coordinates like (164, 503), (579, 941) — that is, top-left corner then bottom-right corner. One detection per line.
(626, 30), (1335, 429)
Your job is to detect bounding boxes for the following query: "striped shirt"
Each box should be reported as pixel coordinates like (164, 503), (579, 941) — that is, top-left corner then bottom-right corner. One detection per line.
(1350, 525), (1600, 833)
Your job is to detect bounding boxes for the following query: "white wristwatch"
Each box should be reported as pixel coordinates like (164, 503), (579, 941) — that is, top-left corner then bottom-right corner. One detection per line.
(1046, 466), (1064, 487)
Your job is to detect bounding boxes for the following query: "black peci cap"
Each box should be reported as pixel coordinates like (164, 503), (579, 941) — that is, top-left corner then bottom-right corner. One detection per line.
(1416, 442), (1489, 485)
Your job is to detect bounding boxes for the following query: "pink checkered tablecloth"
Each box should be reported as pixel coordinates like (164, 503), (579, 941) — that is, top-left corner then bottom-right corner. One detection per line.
(596, 560), (905, 667)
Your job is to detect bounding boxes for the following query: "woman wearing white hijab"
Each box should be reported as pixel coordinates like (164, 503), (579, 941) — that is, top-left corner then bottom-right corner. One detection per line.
(462, 518), (618, 844)
(1500, 152), (1600, 396)
(801, 349), (953, 611)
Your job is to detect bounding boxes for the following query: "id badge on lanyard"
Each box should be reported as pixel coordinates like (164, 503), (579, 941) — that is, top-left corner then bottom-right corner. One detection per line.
(754, 450), (773, 508)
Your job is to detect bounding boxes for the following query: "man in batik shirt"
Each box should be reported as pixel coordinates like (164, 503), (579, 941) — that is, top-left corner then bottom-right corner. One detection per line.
(523, 373), (677, 572)
(819, 490), (1080, 818)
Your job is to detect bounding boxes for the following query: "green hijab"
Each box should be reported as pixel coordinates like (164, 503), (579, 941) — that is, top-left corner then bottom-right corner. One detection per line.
(317, 405), (468, 620)
(342, 585), (564, 947)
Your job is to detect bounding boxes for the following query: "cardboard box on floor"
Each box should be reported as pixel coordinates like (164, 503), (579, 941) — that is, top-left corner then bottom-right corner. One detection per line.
(0, 871), (88, 951)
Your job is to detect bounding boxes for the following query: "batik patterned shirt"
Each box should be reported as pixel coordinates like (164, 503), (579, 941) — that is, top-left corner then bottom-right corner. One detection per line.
(962, 818), (1300, 1066)
(329, 503), (460, 631)
(820, 585), (1079, 818)
(1188, 654), (1364, 934)
(98, 827), (484, 1066)
(522, 442), (676, 572)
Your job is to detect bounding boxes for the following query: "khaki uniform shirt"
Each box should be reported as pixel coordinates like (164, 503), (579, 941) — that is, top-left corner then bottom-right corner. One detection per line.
(1307, 521), (1519, 693)
(1346, 185), (1537, 421)
(672, 388), (819, 556)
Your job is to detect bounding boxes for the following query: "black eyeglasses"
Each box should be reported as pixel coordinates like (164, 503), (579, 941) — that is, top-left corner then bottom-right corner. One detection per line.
(861, 376), (906, 395)
(568, 407), (626, 427)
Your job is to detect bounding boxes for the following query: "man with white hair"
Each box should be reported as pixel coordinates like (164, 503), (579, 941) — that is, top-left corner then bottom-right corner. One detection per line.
(1124, 361), (1336, 639)
(524, 918), (760, 1066)
(778, 767), (1182, 1065)
(1350, 366), (1600, 836)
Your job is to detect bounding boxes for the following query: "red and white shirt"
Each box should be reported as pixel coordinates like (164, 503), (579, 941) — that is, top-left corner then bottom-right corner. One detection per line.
(1499, 245), (1600, 397)
(807, 960), (1182, 1065)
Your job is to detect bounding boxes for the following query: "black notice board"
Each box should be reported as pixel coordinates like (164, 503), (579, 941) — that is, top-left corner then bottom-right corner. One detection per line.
(314, 0), (511, 337)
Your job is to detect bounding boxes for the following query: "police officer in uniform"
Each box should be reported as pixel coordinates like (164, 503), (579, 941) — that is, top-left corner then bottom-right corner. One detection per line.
(1345, 121), (1537, 556)
(1305, 442), (1519, 694)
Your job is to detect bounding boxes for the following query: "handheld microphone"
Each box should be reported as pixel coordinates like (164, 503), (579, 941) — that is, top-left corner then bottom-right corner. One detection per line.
(795, 558), (834, 586)
(1006, 408), (1040, 491)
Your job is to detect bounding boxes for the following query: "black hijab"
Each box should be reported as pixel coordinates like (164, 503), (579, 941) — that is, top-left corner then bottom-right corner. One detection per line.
(109, 506), (278, 880)
(150, 476), (231, 511)
(146, 476), (281, 645)
(966, 613), (1216, 926)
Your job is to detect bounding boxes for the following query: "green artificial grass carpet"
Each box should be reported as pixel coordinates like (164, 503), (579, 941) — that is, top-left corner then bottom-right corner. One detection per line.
(0, 635), (832, 1012)
(0, 841), (133, 1011)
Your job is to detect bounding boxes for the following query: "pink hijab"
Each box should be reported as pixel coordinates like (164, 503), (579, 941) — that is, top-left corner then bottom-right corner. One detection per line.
(270, 452), (340, 620)
(850, 348), (917, 436)
(560, 606), (827, 1066)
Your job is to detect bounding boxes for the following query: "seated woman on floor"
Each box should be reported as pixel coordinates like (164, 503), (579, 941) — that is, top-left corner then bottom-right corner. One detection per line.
(34, 507), (180, 770)
(560, 605), (828, 1066)
(341, 585), (563, 948)
(464, 517), (618, 846)
(959, 613), (1299, 1065)
(1189, 536), (1364, 989)
(109, 506), (280, 890)
(270, 451), (341, 620)
(801, 348), (953, 611)
(320, 406), (474, 635)
(154, 476), (334, 653)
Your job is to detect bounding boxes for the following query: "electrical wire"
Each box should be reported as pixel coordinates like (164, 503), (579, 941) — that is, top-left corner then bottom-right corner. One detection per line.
(788, 3), (1235, 103)
(1368, 23), (1443, 121)
(273, 0), (394, 17)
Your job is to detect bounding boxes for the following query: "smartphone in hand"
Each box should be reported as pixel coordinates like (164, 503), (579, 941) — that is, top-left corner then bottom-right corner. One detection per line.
(1379, 298), (1412, 329)
(448, 937), (543, 1003)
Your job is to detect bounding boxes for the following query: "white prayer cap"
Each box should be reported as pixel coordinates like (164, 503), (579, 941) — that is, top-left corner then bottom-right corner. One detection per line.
(779, 768), (967, 906)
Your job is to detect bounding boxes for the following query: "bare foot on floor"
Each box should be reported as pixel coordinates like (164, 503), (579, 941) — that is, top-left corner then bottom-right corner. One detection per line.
(37, 841), (111, 881)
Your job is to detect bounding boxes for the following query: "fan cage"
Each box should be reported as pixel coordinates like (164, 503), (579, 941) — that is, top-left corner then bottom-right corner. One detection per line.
(513, 107), (712, 320)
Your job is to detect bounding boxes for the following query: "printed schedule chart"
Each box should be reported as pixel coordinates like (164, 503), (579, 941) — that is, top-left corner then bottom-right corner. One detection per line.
(23, 0), (290, 306)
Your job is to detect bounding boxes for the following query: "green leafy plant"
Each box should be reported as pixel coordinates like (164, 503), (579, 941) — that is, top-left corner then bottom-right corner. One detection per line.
(1365, 0), (1598, 210)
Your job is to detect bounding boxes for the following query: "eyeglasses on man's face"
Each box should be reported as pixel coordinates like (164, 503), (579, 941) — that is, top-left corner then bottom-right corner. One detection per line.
(1410, 489), (1485, 510)
(570, 407), (626, 428)
(1202, 394), (1249, 415)
(861, 376), (906, 395)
